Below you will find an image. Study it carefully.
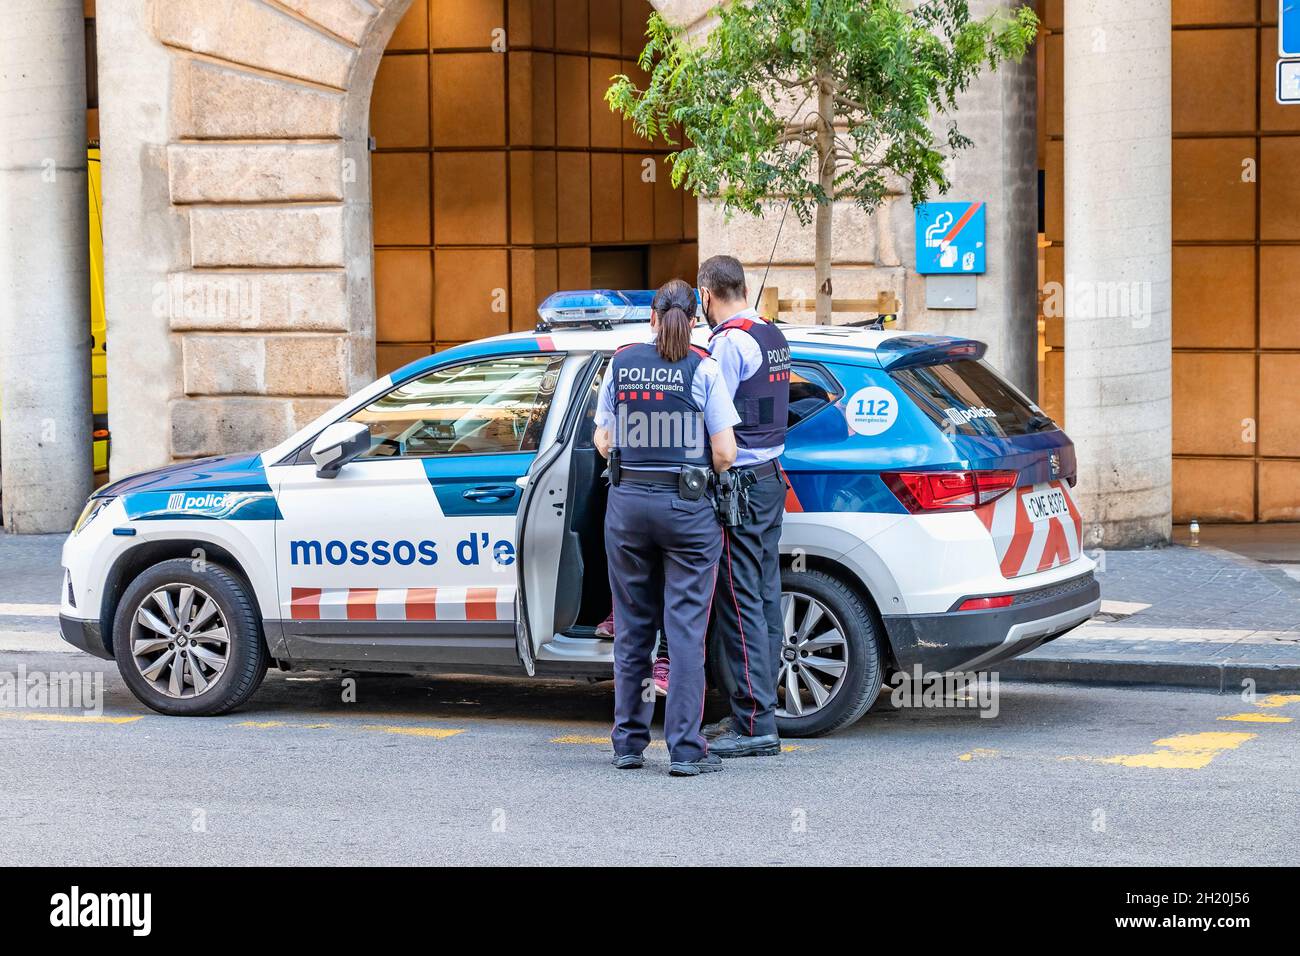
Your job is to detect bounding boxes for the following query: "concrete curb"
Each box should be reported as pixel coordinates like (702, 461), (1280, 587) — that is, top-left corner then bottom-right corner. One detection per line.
(999, 657), (1300, 694)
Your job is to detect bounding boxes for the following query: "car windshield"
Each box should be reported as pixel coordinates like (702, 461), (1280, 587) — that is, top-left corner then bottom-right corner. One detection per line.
(350, 354), (565, 457)
(890, 359), (1050, 438)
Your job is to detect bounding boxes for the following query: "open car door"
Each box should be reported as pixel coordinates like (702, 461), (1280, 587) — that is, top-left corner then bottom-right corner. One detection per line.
(514, 355), (605, 674)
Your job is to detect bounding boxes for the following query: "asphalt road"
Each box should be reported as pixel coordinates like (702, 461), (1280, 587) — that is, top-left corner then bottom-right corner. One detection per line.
(2, 642), (1297, 866)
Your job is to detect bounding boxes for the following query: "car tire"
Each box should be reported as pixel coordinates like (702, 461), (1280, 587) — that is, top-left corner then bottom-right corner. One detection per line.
(708, 567), (884, 738)
(113, 558), (267, 716)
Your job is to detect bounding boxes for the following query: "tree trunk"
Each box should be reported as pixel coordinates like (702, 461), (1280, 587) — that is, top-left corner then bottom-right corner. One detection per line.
(814, 72), (835, 325)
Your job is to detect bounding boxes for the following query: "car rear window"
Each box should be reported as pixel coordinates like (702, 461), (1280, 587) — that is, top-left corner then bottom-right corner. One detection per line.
(889, 359), (1050, 437)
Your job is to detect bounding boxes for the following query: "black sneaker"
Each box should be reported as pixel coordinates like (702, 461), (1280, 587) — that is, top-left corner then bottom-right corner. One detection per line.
(701, 716), (734, 740)
(612, 753), (645, 769)
(709, 729), (781, 758)
(669, 752), (724, 776)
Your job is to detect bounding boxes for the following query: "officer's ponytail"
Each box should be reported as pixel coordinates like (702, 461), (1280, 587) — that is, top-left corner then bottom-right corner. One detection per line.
(652, 278), (697, 363)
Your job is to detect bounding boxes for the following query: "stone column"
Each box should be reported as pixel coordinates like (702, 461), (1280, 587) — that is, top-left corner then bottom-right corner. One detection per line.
(1064, 0), (1172, 548)
(0, 0), (93, 532)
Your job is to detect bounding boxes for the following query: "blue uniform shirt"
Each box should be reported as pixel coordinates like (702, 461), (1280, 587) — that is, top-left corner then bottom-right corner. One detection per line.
(595, 339), (740, 471)
(708, 308), (786, 467)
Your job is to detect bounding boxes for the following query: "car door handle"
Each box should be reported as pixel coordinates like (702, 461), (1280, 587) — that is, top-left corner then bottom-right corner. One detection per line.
(463, 485), (518, 503)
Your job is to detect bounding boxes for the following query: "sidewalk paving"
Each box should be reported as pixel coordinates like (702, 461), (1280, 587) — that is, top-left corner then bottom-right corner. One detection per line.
(1004, 540), (1300, 692)
(3, 527), (1299, 692)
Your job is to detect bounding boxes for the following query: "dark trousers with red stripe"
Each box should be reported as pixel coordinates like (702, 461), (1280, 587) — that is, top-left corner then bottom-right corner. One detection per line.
(606, 480), (721, 763)
(713, 470), (786, 738)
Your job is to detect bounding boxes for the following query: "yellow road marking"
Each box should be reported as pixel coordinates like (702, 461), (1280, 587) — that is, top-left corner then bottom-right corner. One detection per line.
(958, 747), (999, 761)
(0, 710), (141, 725)
(362, 724), (465, 739)
(1219, 712), (1292, 724)
(237, 720), (286, 729)
(1256, 694), (1300, 709)
(1098, 732), (1256, 770)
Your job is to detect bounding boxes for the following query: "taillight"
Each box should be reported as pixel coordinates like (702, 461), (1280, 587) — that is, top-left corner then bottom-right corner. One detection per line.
(957, 595), (1014, 611)
(882, 470), (1018, 513)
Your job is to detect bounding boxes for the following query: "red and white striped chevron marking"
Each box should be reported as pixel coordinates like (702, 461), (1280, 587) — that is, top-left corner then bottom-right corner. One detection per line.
(974, 480), (1083, 579)
(290, 586), (515, 622)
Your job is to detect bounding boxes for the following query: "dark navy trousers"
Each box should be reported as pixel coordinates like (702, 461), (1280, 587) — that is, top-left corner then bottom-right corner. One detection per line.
(712, 470), (786, 738)
(605, 480), (722, 763)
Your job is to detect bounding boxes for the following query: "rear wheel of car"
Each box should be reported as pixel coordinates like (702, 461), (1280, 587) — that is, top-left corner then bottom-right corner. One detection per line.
(709, 568), (884, 738)
(113, 558), (267, 716)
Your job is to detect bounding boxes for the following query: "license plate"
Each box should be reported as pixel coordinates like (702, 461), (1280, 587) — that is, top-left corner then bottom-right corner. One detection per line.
(1023, 487), (1068, 523)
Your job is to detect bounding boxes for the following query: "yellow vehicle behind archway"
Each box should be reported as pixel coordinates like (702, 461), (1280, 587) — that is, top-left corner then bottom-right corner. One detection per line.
(88, 145), (109, 478)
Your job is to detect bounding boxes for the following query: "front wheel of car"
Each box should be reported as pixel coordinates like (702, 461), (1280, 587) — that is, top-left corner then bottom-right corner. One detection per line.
(113, 558), (268, 716)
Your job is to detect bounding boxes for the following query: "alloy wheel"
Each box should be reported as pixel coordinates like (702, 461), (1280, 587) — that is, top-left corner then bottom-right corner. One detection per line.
(776, 590), (849, 719)
(129, 584), (230, 699)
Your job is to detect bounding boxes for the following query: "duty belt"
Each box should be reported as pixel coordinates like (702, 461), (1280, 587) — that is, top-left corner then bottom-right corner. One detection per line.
(616, 468), (679, 488)
(734, 459), (782, 482)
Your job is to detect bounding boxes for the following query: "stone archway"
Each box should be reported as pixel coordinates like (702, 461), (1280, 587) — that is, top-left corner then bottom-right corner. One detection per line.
(99, 0), (697, 476)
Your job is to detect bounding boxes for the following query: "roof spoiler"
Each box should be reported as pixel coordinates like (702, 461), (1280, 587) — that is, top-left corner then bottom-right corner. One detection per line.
(874, 335), (986, 370)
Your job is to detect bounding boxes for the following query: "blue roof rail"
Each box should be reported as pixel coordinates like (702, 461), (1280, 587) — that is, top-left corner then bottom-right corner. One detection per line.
(536, 289), (654, 331)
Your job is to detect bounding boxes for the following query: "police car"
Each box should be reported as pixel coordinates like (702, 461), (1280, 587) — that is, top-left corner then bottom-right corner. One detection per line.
(59, 290), (1100, 736)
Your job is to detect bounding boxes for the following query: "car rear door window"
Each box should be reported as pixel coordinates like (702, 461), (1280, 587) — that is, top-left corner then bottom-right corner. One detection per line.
(890, 359), (1051, 438)
(788, 363), (841, 428)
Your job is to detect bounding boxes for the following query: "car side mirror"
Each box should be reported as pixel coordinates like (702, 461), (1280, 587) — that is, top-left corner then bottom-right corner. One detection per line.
(310, 421), (370, 479)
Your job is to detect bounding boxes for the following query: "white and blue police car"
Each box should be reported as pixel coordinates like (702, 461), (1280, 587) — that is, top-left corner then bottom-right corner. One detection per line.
(60, 290), (1099, 736)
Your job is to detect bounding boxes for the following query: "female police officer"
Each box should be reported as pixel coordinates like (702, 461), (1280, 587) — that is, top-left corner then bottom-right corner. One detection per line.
(593, 279), (739, 777)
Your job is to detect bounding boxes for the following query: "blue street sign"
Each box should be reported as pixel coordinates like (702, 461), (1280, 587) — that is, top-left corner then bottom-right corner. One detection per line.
(1282, 2), (1300, 57)
(915, 202), (986, 275)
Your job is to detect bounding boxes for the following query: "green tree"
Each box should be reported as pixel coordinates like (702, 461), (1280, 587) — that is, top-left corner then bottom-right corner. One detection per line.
(606, 0), (1038, 323)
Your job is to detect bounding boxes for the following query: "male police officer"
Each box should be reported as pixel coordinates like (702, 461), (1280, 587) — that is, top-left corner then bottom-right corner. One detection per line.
(697, 255), (791, 758)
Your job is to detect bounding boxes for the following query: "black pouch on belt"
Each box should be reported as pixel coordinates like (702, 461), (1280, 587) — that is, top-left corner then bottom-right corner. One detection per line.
(678, 466), (709, 501)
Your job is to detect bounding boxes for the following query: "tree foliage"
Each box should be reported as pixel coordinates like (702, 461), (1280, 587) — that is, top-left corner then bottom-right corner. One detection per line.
(606, 0), (1038, 318)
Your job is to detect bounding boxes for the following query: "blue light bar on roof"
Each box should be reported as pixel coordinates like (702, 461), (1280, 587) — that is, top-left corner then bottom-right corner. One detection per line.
(536, 289), (654, 330)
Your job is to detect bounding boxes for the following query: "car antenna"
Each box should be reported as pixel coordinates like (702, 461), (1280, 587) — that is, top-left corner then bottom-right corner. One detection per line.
(753, 196), (791, 313)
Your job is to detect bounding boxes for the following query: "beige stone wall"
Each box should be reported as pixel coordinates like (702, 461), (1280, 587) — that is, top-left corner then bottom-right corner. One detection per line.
(99, 0), (686, 473)
(100, 0), (418, 474)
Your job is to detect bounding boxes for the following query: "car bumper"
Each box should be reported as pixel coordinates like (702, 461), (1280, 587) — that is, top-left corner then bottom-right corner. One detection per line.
(881, 571), (1100, 673)
(59, 614), (113, 660)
